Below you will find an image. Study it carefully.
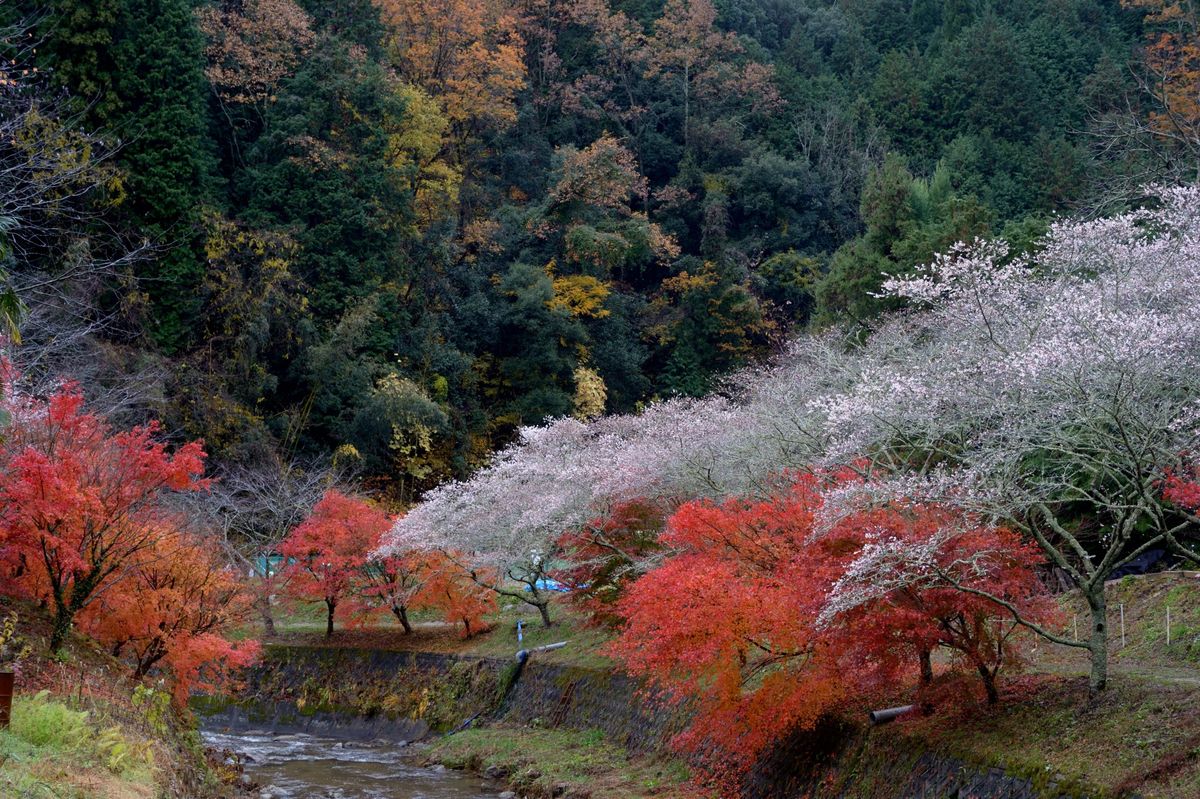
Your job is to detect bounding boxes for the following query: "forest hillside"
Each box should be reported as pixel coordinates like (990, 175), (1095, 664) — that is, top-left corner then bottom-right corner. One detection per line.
(2, 0), (1187, 500)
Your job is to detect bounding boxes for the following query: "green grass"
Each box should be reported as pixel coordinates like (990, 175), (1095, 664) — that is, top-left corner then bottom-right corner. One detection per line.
(870, 675), (1200, 799)
(265, 593), (621, 670)
(458, 598), (618, 669)
(0, 691), (156, 799)
(1034, 572), (1200, 682)
(432, 726), (701, 799)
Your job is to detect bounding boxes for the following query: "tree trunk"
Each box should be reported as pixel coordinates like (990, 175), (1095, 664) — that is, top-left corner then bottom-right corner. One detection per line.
(393, 605), (413, 635)
(1086, 588), (1108, 695)
(48, 609), (73, 654)
(919, 649), (933, 685)
(325, 600), (336, 638)
(257, 594), (277, 637)
(536, 600), (552, 628)
(977, 664), (999, 704)
(462, 616), (472, 638)
(918, 648), (935, 714)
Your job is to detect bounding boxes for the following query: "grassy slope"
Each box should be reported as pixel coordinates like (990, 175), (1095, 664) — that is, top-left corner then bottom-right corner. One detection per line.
(432, 727), (702, 799)
(0, 597), (236, 799)
(266, 575), (1200, 799)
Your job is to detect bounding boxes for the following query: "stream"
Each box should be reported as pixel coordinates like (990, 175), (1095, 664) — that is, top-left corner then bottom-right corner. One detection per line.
(199, 724), (501, 799)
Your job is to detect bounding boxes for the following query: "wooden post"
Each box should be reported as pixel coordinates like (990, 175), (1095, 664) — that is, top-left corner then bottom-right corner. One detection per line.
(0, 671), (12, 729)
(1167, 606), (1171, 647)
(1120, 603), (1125, 648)
(1073, 614), (1078, 642)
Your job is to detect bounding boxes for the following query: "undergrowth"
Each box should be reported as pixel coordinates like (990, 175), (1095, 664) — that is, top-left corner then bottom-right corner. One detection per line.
(0, 691), (156, 799)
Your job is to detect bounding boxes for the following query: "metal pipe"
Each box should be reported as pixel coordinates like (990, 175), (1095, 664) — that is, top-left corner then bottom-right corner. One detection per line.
(514, 641), (567, 662)
(869, 705), (915, 725)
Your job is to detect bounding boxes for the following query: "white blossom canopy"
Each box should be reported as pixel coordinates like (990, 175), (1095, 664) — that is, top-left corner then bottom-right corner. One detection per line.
(383, 186), (1200, 584)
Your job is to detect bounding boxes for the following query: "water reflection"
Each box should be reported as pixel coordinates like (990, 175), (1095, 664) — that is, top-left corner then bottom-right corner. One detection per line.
(201, 727), (499, 799)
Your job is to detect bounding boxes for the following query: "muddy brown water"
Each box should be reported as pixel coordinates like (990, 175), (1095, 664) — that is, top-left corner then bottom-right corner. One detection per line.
(199, 725), (501, 799)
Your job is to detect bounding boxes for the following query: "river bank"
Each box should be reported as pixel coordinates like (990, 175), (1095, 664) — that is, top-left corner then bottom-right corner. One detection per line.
(246, 576), (1200, 799)
(0, 598), (238, 798)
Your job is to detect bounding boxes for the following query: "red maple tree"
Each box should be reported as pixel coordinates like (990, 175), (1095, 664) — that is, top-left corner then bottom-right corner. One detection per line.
(351, 547), (434, 635)
(608, 472), (1055, 782)
(829, 505), (1058, 705)
(279, 489), (393, 636)
(0, 384), (208, 652)
(81, 527), (260, 704)
(555, 497), (668, 626)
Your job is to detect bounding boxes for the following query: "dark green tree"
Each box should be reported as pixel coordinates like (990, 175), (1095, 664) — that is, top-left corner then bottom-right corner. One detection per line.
(112, 0), (215, 351)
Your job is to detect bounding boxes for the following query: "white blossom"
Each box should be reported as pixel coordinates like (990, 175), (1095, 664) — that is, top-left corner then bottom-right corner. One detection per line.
(384, 186), (1200, 603)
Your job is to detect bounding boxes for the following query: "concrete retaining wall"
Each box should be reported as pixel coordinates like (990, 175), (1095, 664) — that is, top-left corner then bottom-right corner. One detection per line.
(226, 645), (1096, 799)
(500, 660), (688, 753)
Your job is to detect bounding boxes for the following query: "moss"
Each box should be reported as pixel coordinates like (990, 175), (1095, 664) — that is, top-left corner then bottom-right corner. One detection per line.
(432, 726), (703, 799)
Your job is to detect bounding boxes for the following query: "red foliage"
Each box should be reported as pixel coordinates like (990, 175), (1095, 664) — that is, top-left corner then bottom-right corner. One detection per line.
(609, 474), (852, 779)
(81, 528), (259, 704)
(1163, 466), (1200, 511)
(608, 472), (1055, 783)
(279, 489), (393, 637)
(421, 551), (496, 637)
(832, 506), (1059, 706)
(0, 383), (208, 652)
(554, 498), (668, 625)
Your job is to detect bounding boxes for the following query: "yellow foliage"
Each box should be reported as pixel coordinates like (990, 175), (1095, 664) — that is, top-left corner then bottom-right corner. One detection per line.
(549, 274), (612, 319)
(387, 82), (463, 230)
(572, 366), (608, 420)
(333, 443), (363, 469)
(660, 268), (718, 294)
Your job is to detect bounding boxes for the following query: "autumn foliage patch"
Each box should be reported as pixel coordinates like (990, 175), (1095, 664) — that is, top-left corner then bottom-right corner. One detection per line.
(606, 473), (1058, 781)
(0, 381), (256, 703)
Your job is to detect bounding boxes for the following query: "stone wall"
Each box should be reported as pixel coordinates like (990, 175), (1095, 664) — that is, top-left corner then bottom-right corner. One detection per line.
(743, 716), (1096, 799)
(500, 660), (688, 753)
(232, 646), (508, 735)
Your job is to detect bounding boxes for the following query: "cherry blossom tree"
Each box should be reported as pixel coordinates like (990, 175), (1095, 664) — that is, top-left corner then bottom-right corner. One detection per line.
(810, 187), (1200, 694)
(385, 185), (1200, 694)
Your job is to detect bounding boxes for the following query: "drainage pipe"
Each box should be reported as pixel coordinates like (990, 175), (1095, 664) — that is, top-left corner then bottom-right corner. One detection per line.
(514, 641), (568, 662)
(868, 705), (915, 725)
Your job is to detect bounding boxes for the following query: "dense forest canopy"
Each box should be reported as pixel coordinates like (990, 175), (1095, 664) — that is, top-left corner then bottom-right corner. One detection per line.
(0, 0), (1187, 501)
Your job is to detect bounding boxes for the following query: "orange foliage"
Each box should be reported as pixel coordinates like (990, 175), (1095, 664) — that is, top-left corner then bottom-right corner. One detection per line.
(0, 381), (253, 703)
(550, 133), (648, 212)
(81, 528), (259, 705)
(0, 383), (208, 653)
(374, 0), (527, 132)
(197, 0), (315, 105)
(1124, 0), (1200, 138)
(421, 551), (496, 637)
